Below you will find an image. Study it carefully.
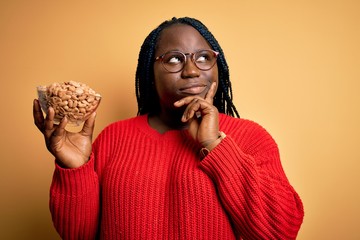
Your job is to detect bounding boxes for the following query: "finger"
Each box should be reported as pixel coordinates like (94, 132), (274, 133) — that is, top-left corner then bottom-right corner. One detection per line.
(204, 81), (217, 104)
(182, 99), (202, 122)
(44, 107), (55, 138)
(81, 112), (96, 136)
(174, 96), (200, 108)
(174, 82), (217, 108)
(187, 116), (200, 140)
(52, 116), (68, 137)
(33, 99), (45, 132)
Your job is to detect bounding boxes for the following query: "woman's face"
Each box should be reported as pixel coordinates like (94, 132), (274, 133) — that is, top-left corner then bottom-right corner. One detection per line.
(153, 24), (218, 112)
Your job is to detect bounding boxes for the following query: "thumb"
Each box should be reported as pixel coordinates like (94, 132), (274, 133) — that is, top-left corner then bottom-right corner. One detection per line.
(81, 112), (96, 136)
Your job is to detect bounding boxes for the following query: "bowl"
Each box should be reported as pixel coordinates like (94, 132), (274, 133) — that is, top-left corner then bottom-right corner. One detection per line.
(37, 81), (101, 126)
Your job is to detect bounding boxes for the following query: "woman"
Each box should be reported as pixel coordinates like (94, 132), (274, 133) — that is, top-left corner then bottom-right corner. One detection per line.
(33, 17), (304, 239)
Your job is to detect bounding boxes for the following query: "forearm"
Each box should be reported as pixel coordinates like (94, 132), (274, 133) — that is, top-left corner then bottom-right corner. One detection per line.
(50, 156), (100, 240)
(199, 136), (304, 239)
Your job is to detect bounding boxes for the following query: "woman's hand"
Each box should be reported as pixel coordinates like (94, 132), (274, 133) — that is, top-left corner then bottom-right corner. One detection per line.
(174, 82), (220, 150)
(33, 99), (96, 168)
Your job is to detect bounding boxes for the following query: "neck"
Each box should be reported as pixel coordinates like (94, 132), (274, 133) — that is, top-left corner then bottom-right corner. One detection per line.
(148, 108), (188, 134)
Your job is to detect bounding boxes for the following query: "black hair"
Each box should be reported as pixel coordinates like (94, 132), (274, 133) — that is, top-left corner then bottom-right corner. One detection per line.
(135, 17), (239, 118)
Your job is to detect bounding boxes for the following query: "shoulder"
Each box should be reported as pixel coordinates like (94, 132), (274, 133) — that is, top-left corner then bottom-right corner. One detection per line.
(103, 115), (144, 131)
(94, 115), (147, 143)
(219, 113), (269, 136)
(219, 114), (279, 156)
(103, 114), (149, 132)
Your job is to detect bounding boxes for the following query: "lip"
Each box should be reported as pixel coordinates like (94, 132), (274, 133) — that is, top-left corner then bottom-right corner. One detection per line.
(179, 84), (207, 95)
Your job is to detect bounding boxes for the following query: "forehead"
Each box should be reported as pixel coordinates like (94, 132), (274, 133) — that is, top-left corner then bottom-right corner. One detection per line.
(156, 24), (211, 53)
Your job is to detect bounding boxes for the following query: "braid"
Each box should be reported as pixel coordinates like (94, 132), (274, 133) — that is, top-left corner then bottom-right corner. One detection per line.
(135, 28), (160, 115)
(135, 17), (240, 118)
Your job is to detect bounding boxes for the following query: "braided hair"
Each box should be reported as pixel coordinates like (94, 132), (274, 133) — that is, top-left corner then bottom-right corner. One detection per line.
(135, 17), (239, 118)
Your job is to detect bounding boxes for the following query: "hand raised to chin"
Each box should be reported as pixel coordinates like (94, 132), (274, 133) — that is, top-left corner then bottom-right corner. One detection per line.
(173, 82), (220, 148)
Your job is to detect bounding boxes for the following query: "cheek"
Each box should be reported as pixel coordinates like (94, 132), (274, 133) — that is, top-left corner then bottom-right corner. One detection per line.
(153, 72), (177, 99)
(206, 65), (219, 88)
(212, 65), (219, 83)
(153, 66), (166, 94)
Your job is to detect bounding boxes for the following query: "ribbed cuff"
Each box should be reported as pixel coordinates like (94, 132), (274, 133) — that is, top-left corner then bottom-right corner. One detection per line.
(199, 136), (257, 182)
(51, 153), (98, 197)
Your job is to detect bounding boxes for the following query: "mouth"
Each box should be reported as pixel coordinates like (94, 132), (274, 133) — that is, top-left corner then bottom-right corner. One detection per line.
(179, 84), (207, 95)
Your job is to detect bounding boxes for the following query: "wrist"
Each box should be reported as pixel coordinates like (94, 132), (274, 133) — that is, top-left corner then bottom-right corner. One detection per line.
(199, 131), (226, 160)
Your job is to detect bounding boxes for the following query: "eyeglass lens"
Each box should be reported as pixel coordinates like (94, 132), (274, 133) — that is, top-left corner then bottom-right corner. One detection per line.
(161, 50), (218, 73)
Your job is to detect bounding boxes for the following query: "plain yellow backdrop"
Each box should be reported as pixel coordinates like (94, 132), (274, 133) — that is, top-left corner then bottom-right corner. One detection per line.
(1, 0), (359, 239)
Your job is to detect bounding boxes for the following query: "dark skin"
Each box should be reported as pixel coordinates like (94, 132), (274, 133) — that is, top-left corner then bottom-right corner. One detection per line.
(150, 24), (221, 146)
(33, 24), (222, 169)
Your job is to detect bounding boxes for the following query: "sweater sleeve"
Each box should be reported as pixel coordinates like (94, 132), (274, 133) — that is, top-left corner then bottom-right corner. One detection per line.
(199, 123), (304, 239)
(49, 154), (100, 240)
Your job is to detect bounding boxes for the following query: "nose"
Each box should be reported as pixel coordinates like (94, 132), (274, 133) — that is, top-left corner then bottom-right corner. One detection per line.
(181, 54), (200, 78)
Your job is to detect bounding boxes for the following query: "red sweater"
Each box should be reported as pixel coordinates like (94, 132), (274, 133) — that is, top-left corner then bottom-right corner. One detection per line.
(50, 114), (304, 239)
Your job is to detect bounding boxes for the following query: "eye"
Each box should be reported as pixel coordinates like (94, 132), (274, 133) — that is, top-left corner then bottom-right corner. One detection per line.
(195, 51), (212, 63)
(196, 55), (207, 63)
(168, 56), (181, 64)
(164, 53), (184, 65)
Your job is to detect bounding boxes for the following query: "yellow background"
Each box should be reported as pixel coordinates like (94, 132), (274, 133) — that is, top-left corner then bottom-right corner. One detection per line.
(1, 0), (359, 239)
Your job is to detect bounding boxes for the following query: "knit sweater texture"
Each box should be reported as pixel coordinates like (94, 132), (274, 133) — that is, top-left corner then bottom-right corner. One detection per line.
(50, 113), (304, 240)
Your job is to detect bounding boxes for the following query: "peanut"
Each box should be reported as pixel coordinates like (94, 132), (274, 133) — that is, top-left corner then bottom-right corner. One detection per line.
(37, 81), (101, 125)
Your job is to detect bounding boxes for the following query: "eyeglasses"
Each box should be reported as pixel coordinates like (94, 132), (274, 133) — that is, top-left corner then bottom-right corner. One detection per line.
(155, 49), (219, 73)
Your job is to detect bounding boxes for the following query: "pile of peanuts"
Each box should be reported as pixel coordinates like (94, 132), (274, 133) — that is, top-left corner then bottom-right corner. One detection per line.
(37, 81), (101, 125)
